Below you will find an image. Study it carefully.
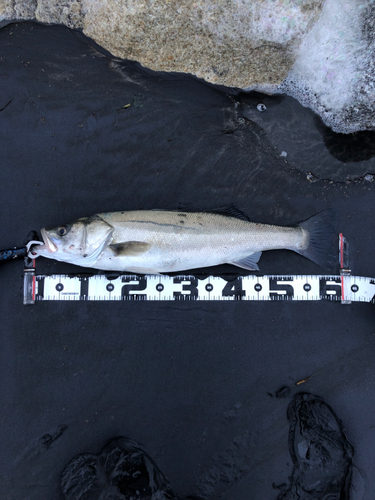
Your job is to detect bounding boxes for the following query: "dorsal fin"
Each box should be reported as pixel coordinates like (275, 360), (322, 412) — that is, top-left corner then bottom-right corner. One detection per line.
(205, 204), (251, 222)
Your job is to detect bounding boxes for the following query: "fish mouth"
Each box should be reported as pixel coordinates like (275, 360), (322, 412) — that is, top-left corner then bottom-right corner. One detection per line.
(41, 228), (58, 253)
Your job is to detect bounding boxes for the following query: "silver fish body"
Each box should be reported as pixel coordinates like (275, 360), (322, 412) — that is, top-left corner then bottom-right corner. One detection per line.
(28, 209), (337, 273)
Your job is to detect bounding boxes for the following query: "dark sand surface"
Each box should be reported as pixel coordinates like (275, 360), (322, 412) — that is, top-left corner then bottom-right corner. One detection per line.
(1, 22), (375, 500)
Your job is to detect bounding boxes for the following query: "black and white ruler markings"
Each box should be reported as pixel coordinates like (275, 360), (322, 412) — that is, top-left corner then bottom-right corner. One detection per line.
(23, 273), (375, 304)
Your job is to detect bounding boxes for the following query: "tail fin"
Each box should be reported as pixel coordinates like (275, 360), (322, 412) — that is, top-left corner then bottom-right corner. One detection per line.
(297, 209), (338, 269)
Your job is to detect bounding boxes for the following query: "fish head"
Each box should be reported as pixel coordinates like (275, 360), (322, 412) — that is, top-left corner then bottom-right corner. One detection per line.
(28, 216), (114, 265)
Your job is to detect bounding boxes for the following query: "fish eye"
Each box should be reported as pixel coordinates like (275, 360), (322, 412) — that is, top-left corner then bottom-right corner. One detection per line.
(57, 225), (68, 236)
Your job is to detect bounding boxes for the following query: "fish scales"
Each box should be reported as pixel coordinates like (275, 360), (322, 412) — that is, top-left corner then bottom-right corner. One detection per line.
(99, 211), (303, 269)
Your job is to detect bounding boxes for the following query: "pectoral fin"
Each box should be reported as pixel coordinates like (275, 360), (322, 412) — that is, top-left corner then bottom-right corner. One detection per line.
(230, 251), (262, 271)
(109, 241), (151, 256)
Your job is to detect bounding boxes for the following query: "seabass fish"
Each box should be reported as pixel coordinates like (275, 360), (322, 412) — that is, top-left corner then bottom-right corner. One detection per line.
(28, 209), (337, 273)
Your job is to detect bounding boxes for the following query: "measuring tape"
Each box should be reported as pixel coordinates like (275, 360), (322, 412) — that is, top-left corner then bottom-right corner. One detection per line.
(22, 234), (374, 305)
(23, 272), (375, 304)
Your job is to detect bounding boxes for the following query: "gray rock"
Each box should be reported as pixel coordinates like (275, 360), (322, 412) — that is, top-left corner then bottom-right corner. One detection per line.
(35, 0), (83, 29)
(0, 0), (37, 21)
(0, 0), (324, 88)
(82, 0), (324, 89)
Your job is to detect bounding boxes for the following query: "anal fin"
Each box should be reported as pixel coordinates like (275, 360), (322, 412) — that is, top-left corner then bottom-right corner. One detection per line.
(230, 251), (262, 271)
